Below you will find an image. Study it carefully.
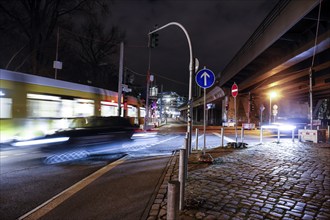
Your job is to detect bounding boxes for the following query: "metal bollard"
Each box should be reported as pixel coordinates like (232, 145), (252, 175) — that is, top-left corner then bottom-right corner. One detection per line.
(188, 131), (192, 155)
(277, 128), (280, 143)
(183, 138), (188, 180)
(241, 127), (244, 144)
(179, 149), (186, 210)
(195, 128), (199, 151)
(184, 133), (189, 156)
(260, 127), (263, 143)
(184, 133), (188, 149)
(221, 127), (224, 147)
(186, 132), (191, 155)
(167, 181), (180, 219)
(292, 129), (295, 142)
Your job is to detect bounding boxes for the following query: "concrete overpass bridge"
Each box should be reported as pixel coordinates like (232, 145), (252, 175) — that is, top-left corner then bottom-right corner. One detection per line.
(184, 0), (330, 128)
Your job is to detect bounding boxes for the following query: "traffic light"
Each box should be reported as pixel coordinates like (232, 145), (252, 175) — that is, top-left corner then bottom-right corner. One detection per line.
(251, 94), (255, 102)
(250, 102), (255, 111)
(225, 104), (229, 111)
(148, 33), (159, 48)
(250, 93), (255, 111)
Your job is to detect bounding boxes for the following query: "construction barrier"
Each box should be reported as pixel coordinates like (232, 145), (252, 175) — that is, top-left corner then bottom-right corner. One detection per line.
(298, 129), (326, 143)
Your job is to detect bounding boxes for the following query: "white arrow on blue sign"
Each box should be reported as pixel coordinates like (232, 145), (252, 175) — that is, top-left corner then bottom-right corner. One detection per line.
(195, 68), (215, 89)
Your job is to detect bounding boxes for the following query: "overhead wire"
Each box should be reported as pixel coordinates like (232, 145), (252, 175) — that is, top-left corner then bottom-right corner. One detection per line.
(125, 67), (188, 86)
(61, 28), (187, 87)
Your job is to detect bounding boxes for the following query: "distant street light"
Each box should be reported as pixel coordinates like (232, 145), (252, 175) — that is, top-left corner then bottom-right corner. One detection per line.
(148, 22), (195, 151)
(269, 91), (277, 124)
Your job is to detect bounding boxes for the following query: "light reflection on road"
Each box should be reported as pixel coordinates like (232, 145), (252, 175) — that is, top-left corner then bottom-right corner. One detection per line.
(1, 130), (294, 164)
(43, 132), (182, 164)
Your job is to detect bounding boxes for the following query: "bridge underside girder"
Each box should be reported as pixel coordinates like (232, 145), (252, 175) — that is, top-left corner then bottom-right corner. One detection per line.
(211, 0), (330, 103)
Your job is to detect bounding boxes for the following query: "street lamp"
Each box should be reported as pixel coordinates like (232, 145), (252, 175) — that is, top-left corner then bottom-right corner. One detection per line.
(148, 22), (195, 152)
(269, 91), (277, 124)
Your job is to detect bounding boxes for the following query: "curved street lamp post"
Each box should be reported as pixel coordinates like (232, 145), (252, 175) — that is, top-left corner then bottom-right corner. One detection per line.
(148, 22), (195, 152)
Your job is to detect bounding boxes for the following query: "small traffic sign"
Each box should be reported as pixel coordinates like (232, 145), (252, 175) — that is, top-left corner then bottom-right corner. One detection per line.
(260, 104), (265, 112)
(122, 84), (132, 93)
(195, 68), (215, 89)
(231, 83), (238, 97)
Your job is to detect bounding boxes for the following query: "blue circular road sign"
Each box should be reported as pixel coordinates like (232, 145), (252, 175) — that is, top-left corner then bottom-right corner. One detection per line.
(195, 68), (215, 89)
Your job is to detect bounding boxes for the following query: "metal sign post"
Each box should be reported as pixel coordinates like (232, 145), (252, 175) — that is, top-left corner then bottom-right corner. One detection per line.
(117, 42), (124, 117)
(203, 88), (206, 154)
(231, 83), (238, 146)
(273, 104), (278, 123)
(260, 104), (265, 127)
(195, 68), (215, 154)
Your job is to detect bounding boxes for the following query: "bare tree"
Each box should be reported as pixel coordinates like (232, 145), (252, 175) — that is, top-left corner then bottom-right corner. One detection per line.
(0, 0), (109, 74)
(70, 14), (124, 89)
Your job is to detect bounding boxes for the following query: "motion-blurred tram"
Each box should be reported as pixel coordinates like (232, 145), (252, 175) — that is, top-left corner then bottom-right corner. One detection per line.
(0, 69), (145, 143)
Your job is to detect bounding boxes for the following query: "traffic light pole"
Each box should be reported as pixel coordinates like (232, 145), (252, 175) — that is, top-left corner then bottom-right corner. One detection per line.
(144, 47), (151, 131)
(148, 22), (195, 153)
(248, 92), (251, 124)
(117, 42), (124, 117)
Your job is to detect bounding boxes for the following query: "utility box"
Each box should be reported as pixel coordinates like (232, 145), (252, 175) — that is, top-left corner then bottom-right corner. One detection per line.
(298, 129), (326, 143)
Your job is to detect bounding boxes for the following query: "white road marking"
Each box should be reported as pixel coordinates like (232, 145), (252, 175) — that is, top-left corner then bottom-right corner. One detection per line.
(212, 132), (236, 142)
(124, 135), (180, 151)
(18, 155), (128, 220)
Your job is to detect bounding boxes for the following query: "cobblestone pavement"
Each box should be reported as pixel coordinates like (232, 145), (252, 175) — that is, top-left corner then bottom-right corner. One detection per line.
(147, 140), (330, 220)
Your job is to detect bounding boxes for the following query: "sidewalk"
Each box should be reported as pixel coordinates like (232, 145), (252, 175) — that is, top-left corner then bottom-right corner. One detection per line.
(146, 140), (330, 220)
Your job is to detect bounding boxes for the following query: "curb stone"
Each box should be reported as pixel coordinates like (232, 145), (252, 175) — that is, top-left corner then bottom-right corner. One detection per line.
(146, 152), (179, 220)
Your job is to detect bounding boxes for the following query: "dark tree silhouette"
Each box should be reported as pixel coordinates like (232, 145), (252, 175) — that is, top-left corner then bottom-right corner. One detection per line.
(69, 14), (125, 89)
(0, 0), (119, 81)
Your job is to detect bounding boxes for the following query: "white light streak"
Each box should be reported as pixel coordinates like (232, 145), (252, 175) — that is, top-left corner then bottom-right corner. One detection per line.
(12, 137), (69, 147)
(262, 123), (296, 131)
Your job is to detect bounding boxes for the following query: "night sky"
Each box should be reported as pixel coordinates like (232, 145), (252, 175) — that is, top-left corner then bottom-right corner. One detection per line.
(109, 0), (279, 96)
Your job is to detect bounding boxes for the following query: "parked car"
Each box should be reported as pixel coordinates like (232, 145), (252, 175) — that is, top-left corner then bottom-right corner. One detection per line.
(12, 116), (136, 147)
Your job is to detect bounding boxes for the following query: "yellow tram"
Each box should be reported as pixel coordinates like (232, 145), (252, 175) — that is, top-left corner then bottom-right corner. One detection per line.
(0, 69), (145, 143)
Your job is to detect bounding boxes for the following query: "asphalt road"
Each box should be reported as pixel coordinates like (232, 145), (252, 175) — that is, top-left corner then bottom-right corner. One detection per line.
(1, 131), (184, 220)
(1, 152), (122, 220)
(38, 156), (170, 220)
